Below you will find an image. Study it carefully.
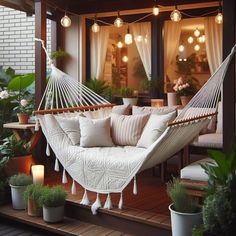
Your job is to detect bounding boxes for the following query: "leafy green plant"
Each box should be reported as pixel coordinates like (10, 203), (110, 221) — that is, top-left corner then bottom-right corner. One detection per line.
(0, 134), (30, 158)
(120, 87), (134, 98)
(39, 186), (67, 208)
(50, 49), (68, 60)
(9, 173), (33, 186)
(24, 184), (44, 209)
(84, 79), (109, 97)
(167, 177), (198, 213)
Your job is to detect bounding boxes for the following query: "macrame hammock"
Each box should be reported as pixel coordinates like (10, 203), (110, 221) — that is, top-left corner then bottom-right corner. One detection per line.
(34, 38), (236, 214)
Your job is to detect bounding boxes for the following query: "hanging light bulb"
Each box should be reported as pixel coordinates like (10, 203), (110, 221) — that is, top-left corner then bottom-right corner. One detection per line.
(153, 0), (159, 16)
(215, 0), (223, 24)
(194, 44), (200, 51)
(187, 36), (194, 44)
(170, 4), (182, 22)
(114, 11), (124, 28)
(136, 35), (143, 42)
(117, 41), (123, 48)
(91, 15), (100, 33)
(61, 13), (71, 27)
(122, 55), (128, 63)
(125, 26), (133, 45)
(194, 28), (200, 37)
(178, 45), (185, 52)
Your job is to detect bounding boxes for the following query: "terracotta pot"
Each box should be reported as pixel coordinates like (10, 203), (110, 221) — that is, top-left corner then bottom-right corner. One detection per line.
(17, 113), (29, 124)
(180, 96), (193, 107)
(5, 154), (34, 177)
(28, 198), (42, 217)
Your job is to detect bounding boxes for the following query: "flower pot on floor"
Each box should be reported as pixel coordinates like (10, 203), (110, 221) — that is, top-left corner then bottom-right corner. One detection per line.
(43, 205), (64, 223)
(10, 185), (27, 210)
(169, 204), (202, 236)
(17, 113), (29, 124)
(122, 97), (138, 106)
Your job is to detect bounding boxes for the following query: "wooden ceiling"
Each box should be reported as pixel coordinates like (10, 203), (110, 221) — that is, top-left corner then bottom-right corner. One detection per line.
(0, 0), (217, 16)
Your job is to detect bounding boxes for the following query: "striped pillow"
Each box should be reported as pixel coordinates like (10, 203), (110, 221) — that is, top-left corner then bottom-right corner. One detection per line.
(111, 113), (149, 146)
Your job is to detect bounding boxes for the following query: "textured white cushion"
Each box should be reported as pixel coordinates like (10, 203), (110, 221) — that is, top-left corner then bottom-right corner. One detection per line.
(79, 116), (114, 147)
(191, 133), (223, 148)
(112, 104), (130, 115)
(111, 113), (149, 146)
(216, 101), (222, 134)
(181, 158), (215, 181)
(137, 111), (176, 148)
(55, 116), (80, 145)
(132, 105), (177, 115)
(83, 107), (111, 119)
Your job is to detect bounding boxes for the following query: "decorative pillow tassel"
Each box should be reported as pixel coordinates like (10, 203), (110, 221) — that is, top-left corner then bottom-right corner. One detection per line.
(80, 189), (90, 205)
(71, 180), (77, 195)
(35, 118), (39, 131)
(62, 169), (68, 184)
(54, 158), (60, 172)
(46, 142), (50, 156)
(133, 176), (137, 195)
(103, 193), (113, 210)
(91, 193), (102, 215)
(118, 192), (123, 209)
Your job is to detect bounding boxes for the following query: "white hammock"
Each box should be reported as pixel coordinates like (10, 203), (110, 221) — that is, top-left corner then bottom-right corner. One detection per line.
(35, 39), (236, 213)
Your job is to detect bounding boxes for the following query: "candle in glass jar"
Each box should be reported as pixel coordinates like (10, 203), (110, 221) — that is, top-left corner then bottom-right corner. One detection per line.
(151, 99), (164, 108)
(31, 165), (44, 184)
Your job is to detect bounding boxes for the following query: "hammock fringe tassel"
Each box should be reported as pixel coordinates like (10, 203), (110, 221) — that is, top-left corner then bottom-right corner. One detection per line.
(103, 193), (113, 210)
(35, 118), (39, 131)
(71, 180), (77, 195)
(118, 192), (123, 209)
(62, 169), (68, 184)
(91, 193), (102, 215)
(133, 176), (137, 195)
(54, 158), (60, 172)
(46, 142), (50, 156)
(80, 189), (90, 205)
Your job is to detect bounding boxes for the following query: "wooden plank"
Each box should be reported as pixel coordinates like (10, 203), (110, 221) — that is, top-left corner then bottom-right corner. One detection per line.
(3, 122), (36, 129)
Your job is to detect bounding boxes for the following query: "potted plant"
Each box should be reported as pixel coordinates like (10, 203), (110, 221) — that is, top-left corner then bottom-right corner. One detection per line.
(39, 185), (67, 223)
(167, 177), (202, 236)
(120, 87), (138, 106)
(14, 98), (34, 124)
(9, 173), (33, 210)
(0, 156), (9, 205)
(0, 134), (34, 176)
(24, 183), (44, 216)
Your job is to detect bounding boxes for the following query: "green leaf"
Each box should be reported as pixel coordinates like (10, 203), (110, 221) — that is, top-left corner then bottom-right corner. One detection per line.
(5, 67), (15, 77)
(8, 73), (35, 91)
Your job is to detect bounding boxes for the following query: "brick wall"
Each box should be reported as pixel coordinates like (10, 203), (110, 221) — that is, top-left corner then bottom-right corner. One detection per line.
(0, 6), (51, 74)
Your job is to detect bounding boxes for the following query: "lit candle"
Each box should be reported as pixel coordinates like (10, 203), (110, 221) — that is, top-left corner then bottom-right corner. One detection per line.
(151, 99), (164, 108)
(31, 165), (44, 184)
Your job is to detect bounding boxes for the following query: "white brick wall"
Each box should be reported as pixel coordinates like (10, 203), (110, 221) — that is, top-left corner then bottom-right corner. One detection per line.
(0, 6), (51, 74)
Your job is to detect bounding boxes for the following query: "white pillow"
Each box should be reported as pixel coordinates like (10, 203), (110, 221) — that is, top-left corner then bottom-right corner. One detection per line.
(55, 116), (80, 145)
(112, 104), (130, 115)
(79, 116), (114, 147)
(83, 107), (112, 119)
(111, 113), (149, 146)
(137, 111), (176, 148)
(132, 105), (177, 115)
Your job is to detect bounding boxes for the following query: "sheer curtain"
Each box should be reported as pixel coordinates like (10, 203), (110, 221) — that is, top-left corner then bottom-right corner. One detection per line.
(204, 16), (222, 75)
(90, 26), (110, 79)
(164, 21), (182, 76)
(131, 22), (151, 80)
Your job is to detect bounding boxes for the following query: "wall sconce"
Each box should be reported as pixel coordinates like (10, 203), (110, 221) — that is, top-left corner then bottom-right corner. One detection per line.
(31, 165), (44, 184)
(114, 11), (124, 28)
(61, 12), (71, 27)
(125, 26), (133, 45)
(153, 0), (159, 16)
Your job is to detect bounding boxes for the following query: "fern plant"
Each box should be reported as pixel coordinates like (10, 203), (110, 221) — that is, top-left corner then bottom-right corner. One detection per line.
(84, 79), (109, 97)
(9, 173), (32, 186)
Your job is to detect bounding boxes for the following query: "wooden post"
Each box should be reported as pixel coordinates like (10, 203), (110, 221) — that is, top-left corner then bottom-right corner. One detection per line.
(223, 0), (236, 152)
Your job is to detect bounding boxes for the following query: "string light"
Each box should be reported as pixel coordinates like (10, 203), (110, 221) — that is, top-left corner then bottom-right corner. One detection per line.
(187, 36), (194, 44)
(114, 11), (124, 28)
(194, 28), (200, 37)
(153, 0), (159, 16)
(125, 26), (133, 45)
(136, 35), (143, 42)
(215, 0), (223, 24)
(117, 35), (123, 48)
(197, 35), (205, 43)
(61, 13), (71, 27)
(170, 1), (181, 22)
(178, 45), (185, 52)
(91, 16), (100, 33)
(122, 56), (128, 63)
(194, 44), (200, 51)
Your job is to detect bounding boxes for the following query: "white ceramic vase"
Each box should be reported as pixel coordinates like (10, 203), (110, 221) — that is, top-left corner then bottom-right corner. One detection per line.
(167, 92), (177, 107)
(169, 204), (202, 236)
(43, 205), (64, 223)
(10, 185), (27, 210)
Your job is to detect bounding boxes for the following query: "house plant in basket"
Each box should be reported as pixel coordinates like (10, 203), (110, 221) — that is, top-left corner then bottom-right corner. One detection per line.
(39, 185), (67, 223)
(167, 177), (202, 236)
(9, 173), (33, 210)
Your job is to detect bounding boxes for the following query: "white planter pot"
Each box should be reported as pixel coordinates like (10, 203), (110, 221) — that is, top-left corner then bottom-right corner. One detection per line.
(122, 97), (138, 106)
(43, 205), (64, 223)
(10, 185), (27, 210)
(169, 204), (202, 236)
(167, 92), (177, 106)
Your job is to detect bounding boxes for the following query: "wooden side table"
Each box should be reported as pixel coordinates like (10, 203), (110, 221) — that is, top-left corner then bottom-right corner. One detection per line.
(3, 122), (41, 152)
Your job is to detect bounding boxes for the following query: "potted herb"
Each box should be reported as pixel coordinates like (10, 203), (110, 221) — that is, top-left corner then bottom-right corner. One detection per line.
(24, 184), (44, 216)
(39, 185), (67, 223)
(167, 177), (202, 236)
(0, 134), (33, 176)
(9, 173), (33, 210)
(120, 87), (138, 106)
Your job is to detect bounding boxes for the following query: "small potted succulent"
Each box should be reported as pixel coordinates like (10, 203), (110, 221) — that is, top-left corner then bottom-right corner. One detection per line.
(120, 87), (138, 106)
(9, 173), (33, 210)
(39, 185), (67, 223)
(24, 183), (44, 216)
(14, 98), (34, 124)
(167, 177), (202, 236)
